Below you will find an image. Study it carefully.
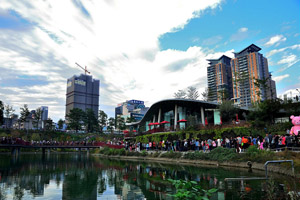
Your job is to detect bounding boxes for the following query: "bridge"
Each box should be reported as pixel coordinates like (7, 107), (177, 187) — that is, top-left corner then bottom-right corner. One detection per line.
(0, 140), (124, 156)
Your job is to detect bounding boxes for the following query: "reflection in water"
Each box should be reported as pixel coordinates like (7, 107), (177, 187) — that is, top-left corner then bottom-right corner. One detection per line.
(0, 154), (298, 200)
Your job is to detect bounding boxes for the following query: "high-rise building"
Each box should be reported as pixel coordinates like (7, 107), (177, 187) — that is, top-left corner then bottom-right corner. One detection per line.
(115, 100), (148, 122)
(207, 55), (233, 103)
(66, 74), (100, 119)
(40, 106), (48, 121)
(231, 44), (276, 107)
(207, 44), (276, 108)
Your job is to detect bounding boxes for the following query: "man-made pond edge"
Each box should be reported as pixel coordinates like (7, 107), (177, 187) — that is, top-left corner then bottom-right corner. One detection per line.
(93, 154), (297, 177)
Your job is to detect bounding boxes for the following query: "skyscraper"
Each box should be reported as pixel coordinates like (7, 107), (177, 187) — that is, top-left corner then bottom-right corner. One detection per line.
(231, 44), (276, 107)
(207, 55), (233, 103)
(207, 44), (276, 108)
(65, 74), (100, 119)
(40, 106), (48, 121)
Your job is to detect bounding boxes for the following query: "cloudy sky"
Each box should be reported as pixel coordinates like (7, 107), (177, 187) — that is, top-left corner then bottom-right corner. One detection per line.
(0, 0), (299, 122)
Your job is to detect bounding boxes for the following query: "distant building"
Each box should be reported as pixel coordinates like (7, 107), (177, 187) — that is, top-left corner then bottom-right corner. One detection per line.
(278, 89), (300, 102)
(231, 44), (276, 107)
(207, 44), (277, 108)
(65, 74), (100, 119)
(40, 106), (48, 121)
(115, 100), (149, 122)
(207, 55), (233, 103)
(3, 114), (18, 129)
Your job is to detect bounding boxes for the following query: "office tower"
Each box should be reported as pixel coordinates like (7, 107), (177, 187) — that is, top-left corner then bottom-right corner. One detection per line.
(207, 55), (233, 103)
(40, 106), (48, 121)
(231, 44), (276, 107)
(115, 100), (148, 122)
(66, 74), (100, 118)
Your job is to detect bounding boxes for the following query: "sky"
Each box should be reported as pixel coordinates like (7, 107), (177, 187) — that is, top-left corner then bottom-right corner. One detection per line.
(0, 0), (299, 122)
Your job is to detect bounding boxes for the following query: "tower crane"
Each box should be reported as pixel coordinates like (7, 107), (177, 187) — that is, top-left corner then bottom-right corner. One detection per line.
(75, 62), (90, 75)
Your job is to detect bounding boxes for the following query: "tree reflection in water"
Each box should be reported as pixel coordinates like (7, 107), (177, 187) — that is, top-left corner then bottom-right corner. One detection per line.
(0, 154), (298, 200)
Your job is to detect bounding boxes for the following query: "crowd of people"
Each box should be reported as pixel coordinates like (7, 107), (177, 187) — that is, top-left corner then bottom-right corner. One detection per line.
(126, 132), (300, 153)
(2, 132), (300, 153)
(0, 136), (124, 147)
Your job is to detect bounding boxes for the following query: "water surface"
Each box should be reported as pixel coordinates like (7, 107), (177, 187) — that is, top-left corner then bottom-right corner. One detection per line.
(0, 153), (297, 199)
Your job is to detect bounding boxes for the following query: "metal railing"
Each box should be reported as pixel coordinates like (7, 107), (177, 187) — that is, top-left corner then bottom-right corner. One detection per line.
(265, 160), (294, 178)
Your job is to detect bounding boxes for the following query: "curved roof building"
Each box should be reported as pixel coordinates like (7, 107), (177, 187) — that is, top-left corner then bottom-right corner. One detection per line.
(127, 99), (227, 132)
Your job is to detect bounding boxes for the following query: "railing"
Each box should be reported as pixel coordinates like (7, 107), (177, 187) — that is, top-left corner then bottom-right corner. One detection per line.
(0, 141), (124, 149)
(269, 147), (300, 152)
(264, 160), (294, 178)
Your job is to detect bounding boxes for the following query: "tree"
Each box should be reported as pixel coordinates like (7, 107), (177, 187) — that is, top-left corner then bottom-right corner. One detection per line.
(186, 86), (199, 100)
(98, 110), (108, 134)
(0, 100), (3, 125)
(116, 116), (126, 133)
(107, 117), (115, 134)
(201, 88), (208, 101)
(126, 116), (136, 123)
(66, 108), (85, 133)
(44, 118), (54, 131)
(174, 86), (200, 100)
(83, 108), (98, 133)
(217, 88), (229, 103)
(254, 77), (270, 101)
(4, 104), (15, 118)
(33, 107), (43, 129)
(4, 104), (15, 128)
(20, 104), (30, 130)
(218, 100), (238, 123)
(174, 90), (187, 99)
(248, 99), (282, 127)
(58, 119), (64, 130)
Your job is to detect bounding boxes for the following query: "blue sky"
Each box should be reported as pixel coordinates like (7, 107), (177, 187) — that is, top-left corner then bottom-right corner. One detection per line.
(0, 0), (299, 122)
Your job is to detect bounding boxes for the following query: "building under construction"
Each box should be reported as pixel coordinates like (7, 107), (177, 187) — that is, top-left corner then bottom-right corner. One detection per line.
(65, 74), (100, 119)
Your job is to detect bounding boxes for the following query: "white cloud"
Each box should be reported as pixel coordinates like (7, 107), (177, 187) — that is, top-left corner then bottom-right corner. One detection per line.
(239, 27), (248, 32)
(264, 35), (286, 47)
(272, 74), (289, 82)
(0, 0), (224, 121)
(230, 27), (249, 41)
(277, 54), (300, 72)
(277, 54), (296, 65)
(266, 44), (300, 57)
(202, 35), (223, 46)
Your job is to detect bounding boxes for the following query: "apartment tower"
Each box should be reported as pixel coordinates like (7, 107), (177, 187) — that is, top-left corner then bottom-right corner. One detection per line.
(207, 55), (233, 103)
(231, 44), (276, 107)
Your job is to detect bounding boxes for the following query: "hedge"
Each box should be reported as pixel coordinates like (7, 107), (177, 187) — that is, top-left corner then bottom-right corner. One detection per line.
(135, 125), (288, 143)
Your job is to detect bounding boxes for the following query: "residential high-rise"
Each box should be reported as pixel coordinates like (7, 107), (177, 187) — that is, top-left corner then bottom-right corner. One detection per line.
(231, 44), (276, 107)
(65, 74), (100, 119)
(207, 55), (233, 103)
(207, 44), (276, 108)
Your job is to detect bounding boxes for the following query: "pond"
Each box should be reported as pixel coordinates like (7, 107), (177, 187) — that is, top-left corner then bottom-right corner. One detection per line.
(0, 153), (298, 199)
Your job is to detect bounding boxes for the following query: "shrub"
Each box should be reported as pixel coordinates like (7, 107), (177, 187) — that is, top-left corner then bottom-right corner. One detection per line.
(209, 147), (237, 162)
(141, 150), (147, 157)
(168, 179), (217, 200)
(160, 151), (182, 159)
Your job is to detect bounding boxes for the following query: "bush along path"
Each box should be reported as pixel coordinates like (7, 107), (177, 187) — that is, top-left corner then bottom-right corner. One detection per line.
(95, 146), (300, 176)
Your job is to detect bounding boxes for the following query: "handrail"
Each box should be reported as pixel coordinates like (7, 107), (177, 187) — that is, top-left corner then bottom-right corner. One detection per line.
(264, 160), (294, 178)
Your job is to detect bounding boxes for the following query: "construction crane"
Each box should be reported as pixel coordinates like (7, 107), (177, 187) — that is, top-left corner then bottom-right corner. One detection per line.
(75, 62), (90, 75)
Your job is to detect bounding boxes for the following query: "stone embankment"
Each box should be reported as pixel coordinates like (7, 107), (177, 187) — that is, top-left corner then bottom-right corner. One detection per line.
(94, 152), (298, 177)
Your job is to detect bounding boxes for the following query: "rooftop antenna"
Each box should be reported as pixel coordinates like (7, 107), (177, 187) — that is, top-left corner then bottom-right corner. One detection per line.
(75, 62), (90, 75)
